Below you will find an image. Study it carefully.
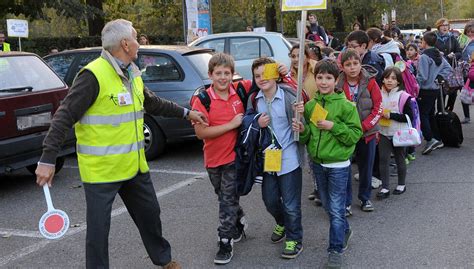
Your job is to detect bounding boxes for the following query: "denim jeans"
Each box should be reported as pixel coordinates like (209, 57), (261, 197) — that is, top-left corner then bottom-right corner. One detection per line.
(418, 89), (440, 141)
(261, 167), (303, 242)
(312, 163), (350, 253)
(346, 138), (376, 205)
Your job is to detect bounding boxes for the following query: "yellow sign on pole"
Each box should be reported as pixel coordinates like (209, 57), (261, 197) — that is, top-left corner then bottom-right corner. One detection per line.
(281, 0), (327, 11)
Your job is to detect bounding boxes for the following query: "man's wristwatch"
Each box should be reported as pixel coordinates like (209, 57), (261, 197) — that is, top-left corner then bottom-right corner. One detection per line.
(185, 109), (191, 120)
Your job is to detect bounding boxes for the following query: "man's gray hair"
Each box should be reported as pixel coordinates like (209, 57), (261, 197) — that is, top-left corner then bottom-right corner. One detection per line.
(101, 19), (134, 51)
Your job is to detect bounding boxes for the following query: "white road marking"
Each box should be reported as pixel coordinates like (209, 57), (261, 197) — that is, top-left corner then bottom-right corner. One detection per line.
(0, 175), (204, 267)
(0, 229), (44, 239)
(63, 165), (206, 176)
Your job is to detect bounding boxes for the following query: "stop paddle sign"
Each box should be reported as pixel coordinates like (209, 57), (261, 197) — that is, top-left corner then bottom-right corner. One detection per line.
(38, 185), (70, 239)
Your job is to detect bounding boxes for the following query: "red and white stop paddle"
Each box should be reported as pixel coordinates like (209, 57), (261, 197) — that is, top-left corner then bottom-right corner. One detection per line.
(38, 185), (69, 239)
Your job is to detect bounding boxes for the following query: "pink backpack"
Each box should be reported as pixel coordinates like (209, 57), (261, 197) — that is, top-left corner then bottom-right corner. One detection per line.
(394, 55), (420, 98)
(399, 91), (422, 142)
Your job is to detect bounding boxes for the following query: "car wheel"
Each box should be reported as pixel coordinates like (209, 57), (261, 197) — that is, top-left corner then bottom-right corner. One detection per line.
(26, 156), (65, 175)
(144, 117), (165, 160)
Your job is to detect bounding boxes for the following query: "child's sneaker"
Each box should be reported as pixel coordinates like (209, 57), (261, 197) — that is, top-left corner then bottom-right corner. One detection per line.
(327, 251), (343, 269)
(233, 216), (248, 242)
(307, 190), (316, 200)
(407, 153), (416, 161)
(405, 158), (410, 165)
(214, 238), (233, 264)
(371, 177), (382, 189)
(281, 240), (303, 259)
(360, 200), (374, 212)
(270, 224), (285, 243)
(345, 205), (352, 217)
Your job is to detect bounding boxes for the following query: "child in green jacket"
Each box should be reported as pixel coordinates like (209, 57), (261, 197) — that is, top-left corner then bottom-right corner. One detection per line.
(293, 59), (362, 268)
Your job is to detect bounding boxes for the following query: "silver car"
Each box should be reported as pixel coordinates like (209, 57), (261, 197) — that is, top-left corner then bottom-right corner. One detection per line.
(189, 32), (292, 79)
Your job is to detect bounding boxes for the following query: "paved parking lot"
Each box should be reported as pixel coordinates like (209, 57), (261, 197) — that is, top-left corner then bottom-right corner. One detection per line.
(1, 105), (474, 268)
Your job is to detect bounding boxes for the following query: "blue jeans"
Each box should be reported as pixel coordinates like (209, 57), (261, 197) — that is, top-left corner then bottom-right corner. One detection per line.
(261, 167), (303, 242)
(346, 138), (376, 205)
(312, 163), (350, 253)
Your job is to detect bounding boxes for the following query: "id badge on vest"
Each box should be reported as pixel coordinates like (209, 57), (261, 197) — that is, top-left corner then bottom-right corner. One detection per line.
(117, 92), (132, 106)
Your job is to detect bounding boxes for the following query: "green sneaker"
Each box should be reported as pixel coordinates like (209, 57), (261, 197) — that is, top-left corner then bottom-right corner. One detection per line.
(407, 153), (416, 161)
(270, 224), (285, 243)
(342, 228), (352, 251)
(281, 240), (303, 259)
(405, 158), (410, 165)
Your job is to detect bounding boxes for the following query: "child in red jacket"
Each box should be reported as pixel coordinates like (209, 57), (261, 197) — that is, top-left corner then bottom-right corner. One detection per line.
(336, 48), (383, 213)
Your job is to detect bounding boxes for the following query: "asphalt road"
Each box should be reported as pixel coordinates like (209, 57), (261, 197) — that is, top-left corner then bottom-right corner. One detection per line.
(1, 105), (474, 268)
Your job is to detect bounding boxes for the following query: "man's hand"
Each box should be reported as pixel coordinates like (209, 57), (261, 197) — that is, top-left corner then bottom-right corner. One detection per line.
(188, 110), (208, 126)
(258, 112), (271, 128)
(36, 164), (56, 187)
(316, 120), (334, 130)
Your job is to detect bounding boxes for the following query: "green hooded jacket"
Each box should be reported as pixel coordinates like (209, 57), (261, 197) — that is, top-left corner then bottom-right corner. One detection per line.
(300, 91), (362, 164)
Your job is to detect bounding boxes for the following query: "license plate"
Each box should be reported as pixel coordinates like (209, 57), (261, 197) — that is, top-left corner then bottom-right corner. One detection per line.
(17, 112), (52, 130)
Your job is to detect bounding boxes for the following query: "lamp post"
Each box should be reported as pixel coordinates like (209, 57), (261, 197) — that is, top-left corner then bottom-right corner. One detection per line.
(440, 0), (444, 18)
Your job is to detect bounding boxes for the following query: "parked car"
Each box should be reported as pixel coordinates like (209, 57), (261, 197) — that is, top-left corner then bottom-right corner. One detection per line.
(189, 32), (292, 79)
(44, 46), (238, 160)
(0, 52), (76, 175)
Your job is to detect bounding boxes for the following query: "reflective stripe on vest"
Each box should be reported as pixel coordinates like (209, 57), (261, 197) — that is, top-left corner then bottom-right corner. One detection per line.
(75, 57), (149, 183)
(80, 111), (144, 125)
(2, 42), (10, 52)
(77, 140), (145, 155)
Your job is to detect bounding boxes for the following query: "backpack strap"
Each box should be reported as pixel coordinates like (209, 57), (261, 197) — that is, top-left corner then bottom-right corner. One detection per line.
(398, 91), (411, 114)
(197, 90), (211, 112)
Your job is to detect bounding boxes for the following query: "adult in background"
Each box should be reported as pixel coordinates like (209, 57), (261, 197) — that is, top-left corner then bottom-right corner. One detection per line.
(460, 20), (474, 124)
(0, 31), (11, 51)
(352, 21), (362, 31)
(308, 13), (328, 45)
(391, 20), (402, 38)
(434, 18), (462, 111)
(35, 19), (207, 269)
(139, 34), (150, 45)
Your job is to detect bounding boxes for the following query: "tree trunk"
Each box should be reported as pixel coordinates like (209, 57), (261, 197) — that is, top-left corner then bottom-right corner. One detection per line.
(265, 2), (277, 32)
(332, 7), (344, 32)
(86, 0), (104, 36)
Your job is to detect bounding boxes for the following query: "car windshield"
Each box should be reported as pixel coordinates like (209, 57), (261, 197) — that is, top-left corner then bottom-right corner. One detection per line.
(184, 52), (212, 80)
(0, 55), (65, 96)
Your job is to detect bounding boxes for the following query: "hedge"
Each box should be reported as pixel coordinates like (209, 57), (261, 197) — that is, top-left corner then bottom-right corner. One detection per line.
(5, 35), (182, 56)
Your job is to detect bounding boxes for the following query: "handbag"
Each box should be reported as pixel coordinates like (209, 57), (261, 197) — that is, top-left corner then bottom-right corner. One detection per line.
(393, 115), (421, 147)
(446, 57), (464, 90)
(460, 79), (474, 105)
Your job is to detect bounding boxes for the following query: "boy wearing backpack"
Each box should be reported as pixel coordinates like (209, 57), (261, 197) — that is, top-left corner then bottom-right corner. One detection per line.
(293, 59), (362, 268)
(251, 57), (305, 259)
(191, 53), (288, 264)
(346, 30), (385, 86)
(416, 31), (453, 155)
(336, 49), (383, 213)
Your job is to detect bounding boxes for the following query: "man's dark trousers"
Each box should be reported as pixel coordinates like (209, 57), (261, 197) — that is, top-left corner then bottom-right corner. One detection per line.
(83, 172), (171, 269)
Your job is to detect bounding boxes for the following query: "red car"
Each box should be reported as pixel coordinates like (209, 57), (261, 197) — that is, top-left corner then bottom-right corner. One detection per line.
(0, 52), (75, 175)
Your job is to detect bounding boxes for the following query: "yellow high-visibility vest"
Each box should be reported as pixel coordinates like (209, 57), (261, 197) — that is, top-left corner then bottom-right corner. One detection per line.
(2, 42), (10, 51)
(75, 57), (149, 183)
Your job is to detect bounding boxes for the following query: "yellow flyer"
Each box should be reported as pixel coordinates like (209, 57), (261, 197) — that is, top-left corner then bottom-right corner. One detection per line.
(262, 63), (280, 80)
(310, 103), (328, 125)
(264, 149), (282, 172)
(379, 109), (392, 127)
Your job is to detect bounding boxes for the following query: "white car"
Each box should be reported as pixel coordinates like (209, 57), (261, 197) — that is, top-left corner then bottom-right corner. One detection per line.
(189, 32), (292, 79)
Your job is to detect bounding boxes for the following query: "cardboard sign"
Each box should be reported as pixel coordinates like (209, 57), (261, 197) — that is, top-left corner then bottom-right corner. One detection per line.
(264, 148), (282, 172)
(263, 63), (280, 80)
(38, 185), (69, 239)
(379, 109), (392, 127)
(310, 103), (328, 124)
